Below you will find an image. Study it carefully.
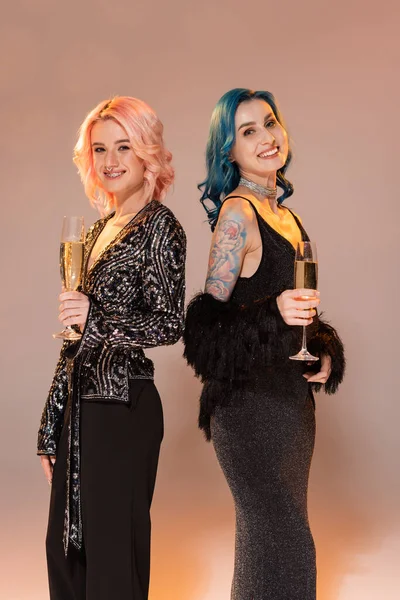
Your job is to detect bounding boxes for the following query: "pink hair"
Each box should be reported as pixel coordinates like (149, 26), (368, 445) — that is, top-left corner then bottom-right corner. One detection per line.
(73, 96), (174, 214)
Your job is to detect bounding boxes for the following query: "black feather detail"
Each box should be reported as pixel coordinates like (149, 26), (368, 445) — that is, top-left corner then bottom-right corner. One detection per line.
(183, 294), (345, 440)
(183, 292), (295, 382)
(307, 315), (346, 394)
(183, 292), (297, 439)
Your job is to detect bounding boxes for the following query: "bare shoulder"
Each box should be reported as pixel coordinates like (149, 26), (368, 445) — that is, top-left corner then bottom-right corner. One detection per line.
(212, 195), (254, 251)
(219, 194), (256, 226)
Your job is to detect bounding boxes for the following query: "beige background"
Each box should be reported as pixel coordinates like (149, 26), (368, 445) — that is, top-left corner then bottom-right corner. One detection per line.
(1, 0), (399, 598)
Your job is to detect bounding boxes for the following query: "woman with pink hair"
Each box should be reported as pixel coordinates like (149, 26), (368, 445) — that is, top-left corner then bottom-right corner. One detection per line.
(37, 96), (186, 600)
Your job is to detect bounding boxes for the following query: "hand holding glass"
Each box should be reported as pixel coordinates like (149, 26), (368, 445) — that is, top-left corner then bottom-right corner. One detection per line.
(289, 241), (319, 362)
(53, 216), (85, 341)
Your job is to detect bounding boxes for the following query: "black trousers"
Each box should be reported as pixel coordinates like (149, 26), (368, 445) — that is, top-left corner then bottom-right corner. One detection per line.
(46, 380), (163, 600)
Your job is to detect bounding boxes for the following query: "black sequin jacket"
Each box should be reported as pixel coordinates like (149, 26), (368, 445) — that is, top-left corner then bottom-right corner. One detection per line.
(37, 199), (186, 551)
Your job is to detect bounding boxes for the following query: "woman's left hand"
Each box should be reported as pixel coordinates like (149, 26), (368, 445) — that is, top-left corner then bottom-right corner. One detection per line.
(59, 291), (90, 331)
(303, 354), (332, 384)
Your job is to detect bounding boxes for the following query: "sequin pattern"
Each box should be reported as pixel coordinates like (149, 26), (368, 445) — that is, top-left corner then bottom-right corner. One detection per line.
(37, 342), (70, 456)
(37, 200), (186, 553)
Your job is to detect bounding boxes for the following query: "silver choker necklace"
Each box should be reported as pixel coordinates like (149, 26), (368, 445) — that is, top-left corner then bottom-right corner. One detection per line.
(239, 176), (277, 200)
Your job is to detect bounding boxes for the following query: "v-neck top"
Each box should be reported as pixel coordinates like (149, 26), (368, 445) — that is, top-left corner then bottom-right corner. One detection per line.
(256, 202), (303, 250)
(226, 196), (309, 306)
(227, 194), (303, 250)
(86, 209), (141, 272)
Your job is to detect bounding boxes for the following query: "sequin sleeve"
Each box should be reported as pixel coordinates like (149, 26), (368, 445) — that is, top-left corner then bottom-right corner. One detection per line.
(80, 211), (186, 350)
(37, 342), (70, 455)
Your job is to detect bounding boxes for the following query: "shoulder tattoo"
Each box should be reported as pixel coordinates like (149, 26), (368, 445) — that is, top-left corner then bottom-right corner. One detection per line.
(205, 216), (247, 301)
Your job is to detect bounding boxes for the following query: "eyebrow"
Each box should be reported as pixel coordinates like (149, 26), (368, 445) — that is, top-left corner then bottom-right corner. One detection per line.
(91, 139), (130, 146)
(237, 113), (274, 131)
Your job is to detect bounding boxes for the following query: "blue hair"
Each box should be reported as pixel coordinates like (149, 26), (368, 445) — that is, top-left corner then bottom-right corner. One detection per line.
(199, 88), (294, 230)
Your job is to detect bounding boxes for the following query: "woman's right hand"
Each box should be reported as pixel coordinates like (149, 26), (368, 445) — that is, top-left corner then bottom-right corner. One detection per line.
(40, 455), (56, 485)
(277, 289), (320, 326)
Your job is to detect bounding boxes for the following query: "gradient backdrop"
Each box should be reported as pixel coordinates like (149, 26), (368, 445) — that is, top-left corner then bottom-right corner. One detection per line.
(1, 0), (399, 598)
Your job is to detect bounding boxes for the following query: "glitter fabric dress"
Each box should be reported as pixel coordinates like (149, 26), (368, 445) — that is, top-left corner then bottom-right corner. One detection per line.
(184, 198), (345, 600)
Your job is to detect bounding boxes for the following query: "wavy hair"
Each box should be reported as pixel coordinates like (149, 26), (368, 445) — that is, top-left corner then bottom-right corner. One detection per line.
(199, 88), (294, 230)
(73, 96), (174, 214)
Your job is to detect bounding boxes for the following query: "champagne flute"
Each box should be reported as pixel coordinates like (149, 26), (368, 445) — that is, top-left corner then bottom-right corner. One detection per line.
(289, 241), (319, 362)
(53, 216), (85, 341)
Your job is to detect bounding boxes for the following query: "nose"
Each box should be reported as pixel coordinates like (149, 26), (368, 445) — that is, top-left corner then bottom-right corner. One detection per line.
(260, 128), (276, 146)
(104, 149), (119, 169)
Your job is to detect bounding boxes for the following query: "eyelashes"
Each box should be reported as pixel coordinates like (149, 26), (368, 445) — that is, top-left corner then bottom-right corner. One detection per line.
(243, 121), (277, 136)
(93, 145), (131, 153)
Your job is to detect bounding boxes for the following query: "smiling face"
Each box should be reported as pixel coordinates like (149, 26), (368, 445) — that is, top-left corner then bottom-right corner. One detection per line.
(230, 98), (289, 184)
(91, 118), (145, 201)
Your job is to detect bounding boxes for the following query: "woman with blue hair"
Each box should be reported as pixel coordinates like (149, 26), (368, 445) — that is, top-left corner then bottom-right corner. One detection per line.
(184, 88), (345, 599)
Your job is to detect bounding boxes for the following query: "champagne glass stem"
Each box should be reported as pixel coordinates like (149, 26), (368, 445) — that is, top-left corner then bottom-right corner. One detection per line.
(289, 322), (318, 361)
(64, 324), (76, 336)
(301, 325), (307, 354)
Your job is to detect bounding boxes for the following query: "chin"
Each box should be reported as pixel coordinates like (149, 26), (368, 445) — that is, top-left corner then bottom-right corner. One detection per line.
(102, 181), (125, 193)
(256, 159), (285, 176)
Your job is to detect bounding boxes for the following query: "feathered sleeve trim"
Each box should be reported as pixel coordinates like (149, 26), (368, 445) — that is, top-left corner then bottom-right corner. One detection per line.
(183, 292), (294, 382)
(307, 315), (346, 394)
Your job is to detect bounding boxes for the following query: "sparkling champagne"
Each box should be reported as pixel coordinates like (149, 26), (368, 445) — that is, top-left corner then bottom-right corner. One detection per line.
(290, 241), (319, 362)
(295, 260), (318, 292)
(60, 241), (84, 291)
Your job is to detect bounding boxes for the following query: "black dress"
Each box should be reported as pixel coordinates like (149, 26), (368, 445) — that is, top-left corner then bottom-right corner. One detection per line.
(184, 198), (345, 600)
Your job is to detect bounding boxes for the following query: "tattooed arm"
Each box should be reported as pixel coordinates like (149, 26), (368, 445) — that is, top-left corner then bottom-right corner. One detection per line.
(205, 197), (256, 301)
